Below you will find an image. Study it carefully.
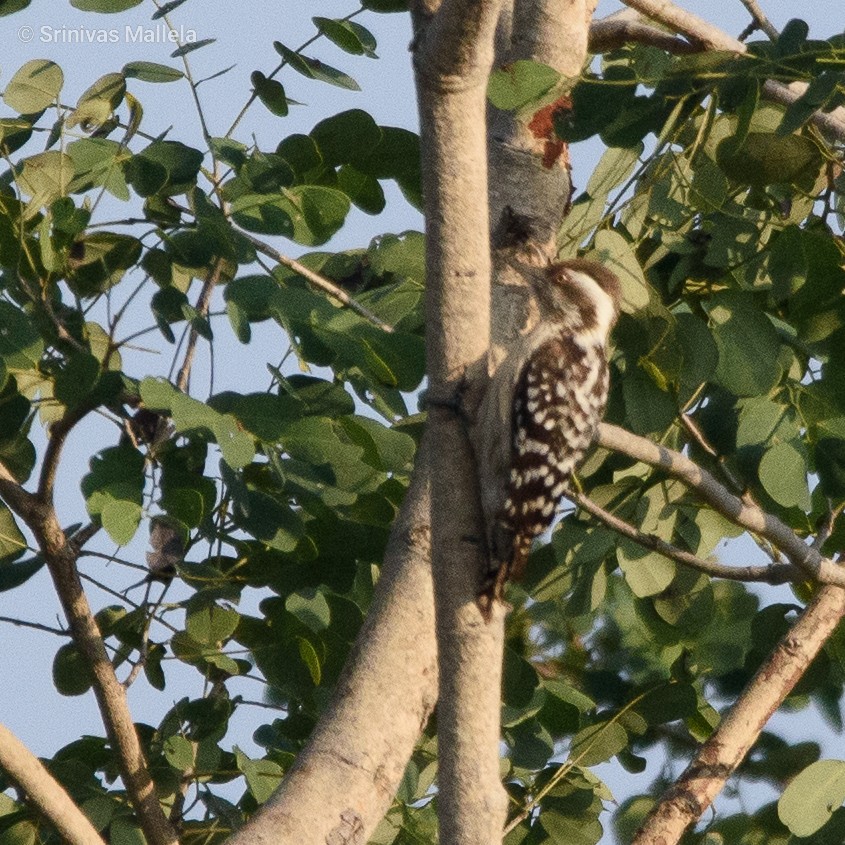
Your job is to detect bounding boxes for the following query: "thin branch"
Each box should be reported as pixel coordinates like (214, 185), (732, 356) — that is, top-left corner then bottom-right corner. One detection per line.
(38, 407), (88, 504)
(69, 522), (101, 553)
(234, 227), (395, 333)
(589, 9), (698, 55)
(0, 724), (106, 845)
(739, 0), (779, 41)
(632, 584), (845, 845)
(572, 492), (799, 584)
(598, 423), (845, 587)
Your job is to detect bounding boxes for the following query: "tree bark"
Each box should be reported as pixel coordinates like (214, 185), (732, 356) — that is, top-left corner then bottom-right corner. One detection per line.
(412, 1), (509, 841)
(0, 724), (106, 845)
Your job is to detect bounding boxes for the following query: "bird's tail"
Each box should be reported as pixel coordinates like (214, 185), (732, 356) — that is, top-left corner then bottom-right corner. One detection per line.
(477, 533), (532, 620)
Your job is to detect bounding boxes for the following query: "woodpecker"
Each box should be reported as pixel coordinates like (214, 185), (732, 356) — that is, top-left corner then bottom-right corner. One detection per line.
(474, 258), (621, 617)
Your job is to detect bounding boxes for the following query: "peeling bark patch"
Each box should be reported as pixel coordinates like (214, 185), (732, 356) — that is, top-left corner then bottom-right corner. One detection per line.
(527, 96), (572, 169)
(326, 808), (364, 845)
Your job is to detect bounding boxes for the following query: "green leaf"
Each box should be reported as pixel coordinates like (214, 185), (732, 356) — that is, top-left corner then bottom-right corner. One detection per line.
(337, 165), (386, 214)
(769, 225), (809, 302)
(235, 747), (284, 804)
(273, 42), (360, 90)
(540, 812), (603, 845)
(54, 353), (101, 409)
(16, 151), (73, 205)
(586, 230), (649, 312)
(171, 39), (216, 58)
(736, 396), (788, 447)
(503, 646), (540, 710)
(163, 735), (195, 771)
(67, 232), (142, 297)
(71, 0), (143, 9)
(586, 144), (642, 198)
(110, 818), (145, 845)
(0, 504), (26, 561)
(0, 1), (31, 16)
(716, 132), (823, 187)
(286, 588), (331, 633)
(124, 140), (204, 197)
(3, 60), (63, 113)
(311, 109), (382, 169)
(122, 61), (184, 83)
(231, 186), (350, 245)
(778, 759), (845, 838)
(0, 555), (44, 593)
(68, 73), (126, 131)
(616, 540), (676, 598)
(816, 438), (845, 500)
(706, 293), (782, 397)
(314, 18), (377, 58)
(186, 599), (240, 645)
(67, 138), (131, 198)
(251, 72), (288, 117)
(0, 303), (44, 371)
(81, 445), (145, 546)
(758, 442), (811, 510)
(339, 416), (415, 472)
(361, 0), (408, 10)
(53, 643), (93, 696)
(140, 378), (255, 469)
(297, 636), (322, 685)
(570, 720), (628, 766)
(488, 60), (561, 111)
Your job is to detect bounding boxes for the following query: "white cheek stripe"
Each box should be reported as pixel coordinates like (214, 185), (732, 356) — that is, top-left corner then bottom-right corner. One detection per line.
(567, 269), (617, 340)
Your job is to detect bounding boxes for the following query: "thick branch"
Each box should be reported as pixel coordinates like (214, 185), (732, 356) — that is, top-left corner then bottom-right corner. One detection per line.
(1, 491), (178, 845)
(632, 584), (845, 845)
(598, 423), (845, 587)
(414, 2), (509, 843)
(226, 459), (438, 845)
(621, 0), (845, 141)
(0, 724), (105, 845)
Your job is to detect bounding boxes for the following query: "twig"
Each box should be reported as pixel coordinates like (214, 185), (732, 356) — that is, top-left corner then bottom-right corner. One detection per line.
(632, 584), (845, 845)
(573, 492), (799, 584)
(739, 0), (779, 41)
(598, 423), (845, 587)
(680, 413), (747, 496)
(69, 522), (101, 553)
(234, 227), (395, 334)
(0, 724), (106, 845)
(224, 8), (366, 139)
(812, 501), (845, 552)
(0, 616), (68, 636)
(175, 262), (222, 393)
